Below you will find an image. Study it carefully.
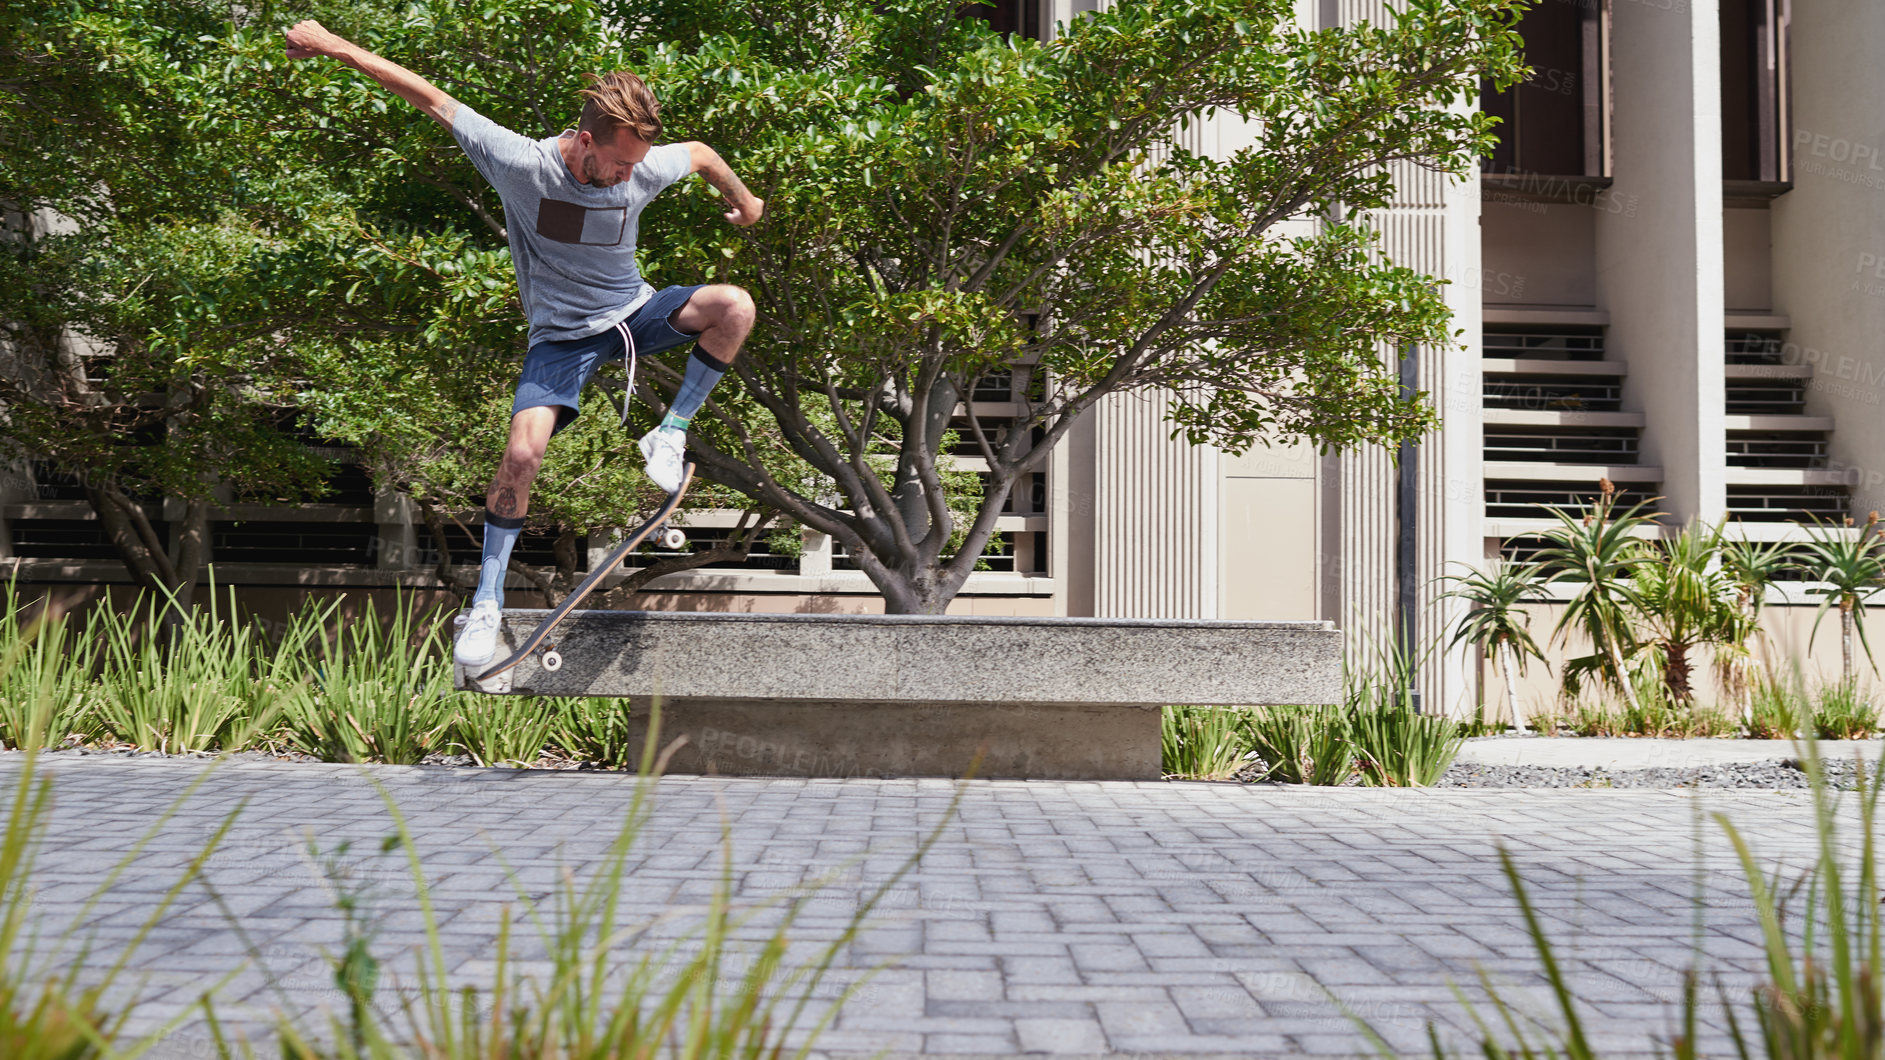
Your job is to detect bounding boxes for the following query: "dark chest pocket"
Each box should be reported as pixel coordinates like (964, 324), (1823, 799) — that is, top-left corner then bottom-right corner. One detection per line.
(536, 198), (627, 246)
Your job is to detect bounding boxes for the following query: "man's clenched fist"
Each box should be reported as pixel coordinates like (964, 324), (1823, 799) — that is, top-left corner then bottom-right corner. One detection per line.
(284, 19), (343, 59)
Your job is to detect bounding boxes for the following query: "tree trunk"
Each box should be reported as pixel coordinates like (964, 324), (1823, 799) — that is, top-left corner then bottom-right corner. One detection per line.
(875, 565), (953, 615)
(414, 498), (477, 594)
(1498, 642), (1528, 732)
(687, 362), (1024, 616)
(1609, 641), (1643, 711)
(1842, 601), (1856, 686)
(85, 482), (174, 595)
(172, 497), (208, 600)
(889, 378), (958, 549)
(1664, 641), (1691, 703)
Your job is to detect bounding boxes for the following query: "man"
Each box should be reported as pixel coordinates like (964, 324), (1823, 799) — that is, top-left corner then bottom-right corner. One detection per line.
(283, 21), (763, 667)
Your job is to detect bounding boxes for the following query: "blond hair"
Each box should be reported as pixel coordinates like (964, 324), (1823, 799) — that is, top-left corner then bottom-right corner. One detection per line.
(578, 70), (662, 144)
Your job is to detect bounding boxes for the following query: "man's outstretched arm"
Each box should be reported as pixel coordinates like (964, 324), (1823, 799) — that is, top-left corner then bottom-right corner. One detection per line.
(284, 20), (458, 130)
(686, 142), (765, 227)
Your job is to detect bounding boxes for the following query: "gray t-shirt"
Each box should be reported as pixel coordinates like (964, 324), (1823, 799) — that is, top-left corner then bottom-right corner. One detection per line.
(452, 105), (692, 346)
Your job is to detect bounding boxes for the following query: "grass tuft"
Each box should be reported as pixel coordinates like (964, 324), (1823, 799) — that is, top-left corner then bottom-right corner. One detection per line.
(0, 589), (97, 752)
(1812, 678), (1879, 740)
(1161, 705), (1252, 780)
(1238, 706), (1353, 785)
(1345, 643), (1463, 787)
(548, 696), (640, 769)
(278, 593), (456, 765)
(93, 585), (286, 754)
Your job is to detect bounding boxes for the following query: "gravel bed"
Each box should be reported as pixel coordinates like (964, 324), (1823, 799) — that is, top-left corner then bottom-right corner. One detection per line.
(1436, 756), (1865, 790)
(5, 745), (1875, 790)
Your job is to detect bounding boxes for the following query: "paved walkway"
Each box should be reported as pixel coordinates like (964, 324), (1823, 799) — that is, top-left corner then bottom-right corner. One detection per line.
(4, 755), (1852, 1058)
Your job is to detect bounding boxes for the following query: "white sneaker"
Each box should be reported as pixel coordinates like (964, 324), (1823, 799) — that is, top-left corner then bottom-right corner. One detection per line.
(453, 599), (502, 667)
(638, 426), (687, 494)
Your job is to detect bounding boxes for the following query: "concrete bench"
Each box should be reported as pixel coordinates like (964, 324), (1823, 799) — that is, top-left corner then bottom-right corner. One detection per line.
(456, 611), (1342, 780)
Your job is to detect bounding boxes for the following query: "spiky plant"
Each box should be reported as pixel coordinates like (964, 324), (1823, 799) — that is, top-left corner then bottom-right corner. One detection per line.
(1441, 560), (1548, 731)
(1629, 520), (1754, 705)
(1800, 512), (1885, 687)
(1718, 530), (1799, 712)
(1532, 481), (1657, 710)
(1720, 531), (1798, 624)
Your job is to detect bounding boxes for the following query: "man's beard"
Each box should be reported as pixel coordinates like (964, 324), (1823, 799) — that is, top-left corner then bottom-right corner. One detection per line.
(583, 154), (619, 187)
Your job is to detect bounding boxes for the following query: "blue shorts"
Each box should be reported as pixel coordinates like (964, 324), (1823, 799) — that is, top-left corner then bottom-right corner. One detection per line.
(512, 284), (706, 434)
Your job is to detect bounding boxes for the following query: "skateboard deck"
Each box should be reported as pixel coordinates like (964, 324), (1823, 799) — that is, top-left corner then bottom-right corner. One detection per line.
(473, 461), (695, 684)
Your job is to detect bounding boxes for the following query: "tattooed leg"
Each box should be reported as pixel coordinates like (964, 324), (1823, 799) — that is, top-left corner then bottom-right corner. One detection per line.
(471, 407), (557, 608)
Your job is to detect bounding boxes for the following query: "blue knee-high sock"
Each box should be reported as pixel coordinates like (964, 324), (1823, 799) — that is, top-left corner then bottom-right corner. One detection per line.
(473, 512), (524, 608)
(658, 348), (727, 432)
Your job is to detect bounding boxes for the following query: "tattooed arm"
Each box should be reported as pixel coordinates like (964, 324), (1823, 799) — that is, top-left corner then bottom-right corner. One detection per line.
(685, 142), (765, 227)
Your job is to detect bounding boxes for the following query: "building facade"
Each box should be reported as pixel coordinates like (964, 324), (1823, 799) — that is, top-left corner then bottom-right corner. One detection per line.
(9, 0), (1885, 715)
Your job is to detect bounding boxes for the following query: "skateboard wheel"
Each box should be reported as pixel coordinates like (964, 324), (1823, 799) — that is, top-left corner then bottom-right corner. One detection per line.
(659, 527), (686, 550)
(542, 649), (563, 672)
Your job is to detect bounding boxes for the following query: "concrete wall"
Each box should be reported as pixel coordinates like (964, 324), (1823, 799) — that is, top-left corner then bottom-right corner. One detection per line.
(1595, 0), (1725, 527)
(1088, 391), (1221, 619)
(1723, 207), (1774, 312)
(1771, 2), (1885, 515)
(1319, 1), (1486, 717)
(1220, 442), (1319, 621)
(1482, 202), (1598, 308)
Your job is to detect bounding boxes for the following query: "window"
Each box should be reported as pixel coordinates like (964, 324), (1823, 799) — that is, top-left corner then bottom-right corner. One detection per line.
(1481, 0), (1607, 179)
(1720, 0), (1789, 183)
(958, 0), (1041, 40)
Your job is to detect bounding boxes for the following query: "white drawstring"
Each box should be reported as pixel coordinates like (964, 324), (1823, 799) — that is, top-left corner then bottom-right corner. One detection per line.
(614, 318), (637, 426)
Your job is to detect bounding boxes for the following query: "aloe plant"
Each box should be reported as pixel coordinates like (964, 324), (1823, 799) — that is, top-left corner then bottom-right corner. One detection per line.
(0, 586), (99, 751)
(1343, 639), (1463, 787)
(549, 697), (641, 768)
(1629, 521), (1754, 705)
(1442, 560), (1548, 730)
(1720, 531), (1799, 623)
(450, 693), (558, 767)
(1719, 532), (1799, 716)
(1746, 670), (1808, 740)
(1800, 513), (1885, 687)
(1813, 678), (1879, 740)
(1533, 483), (1658, 710)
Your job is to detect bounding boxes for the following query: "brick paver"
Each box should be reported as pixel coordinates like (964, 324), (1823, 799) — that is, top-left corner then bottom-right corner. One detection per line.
(1, 755), (1848, 1058)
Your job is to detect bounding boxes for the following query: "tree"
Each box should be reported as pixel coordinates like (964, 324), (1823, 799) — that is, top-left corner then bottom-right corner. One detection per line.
(0, 0), (332, 597)
(628, 0), (1529, 612)
(1801, 513), (1885, 686)
(1442, 560), (1547, 730)
(1, 0), (794, 605)
(7, 0), (1528, 612)
(1627, 521), (1754, 705)
(1533, 483), (1654, 710)
(1718, 529), (1797, 708)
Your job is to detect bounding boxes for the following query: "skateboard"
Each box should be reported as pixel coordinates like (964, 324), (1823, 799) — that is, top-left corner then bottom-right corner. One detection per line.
(474, 460), (695, 683)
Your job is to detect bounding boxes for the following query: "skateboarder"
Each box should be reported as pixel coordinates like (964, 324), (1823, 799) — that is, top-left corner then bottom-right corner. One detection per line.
(283, 21), (764, 667)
